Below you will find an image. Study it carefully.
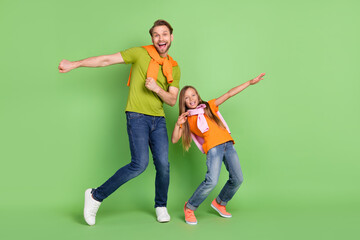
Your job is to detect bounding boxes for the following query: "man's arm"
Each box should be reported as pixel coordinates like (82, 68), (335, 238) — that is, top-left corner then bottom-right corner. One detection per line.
(145, 78), (179, 106)
(58, 52), (125, 73)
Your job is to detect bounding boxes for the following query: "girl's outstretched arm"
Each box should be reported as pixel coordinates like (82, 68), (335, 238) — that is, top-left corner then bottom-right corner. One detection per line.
(215, 73), (266, 106)
(171, 112), (189, 143)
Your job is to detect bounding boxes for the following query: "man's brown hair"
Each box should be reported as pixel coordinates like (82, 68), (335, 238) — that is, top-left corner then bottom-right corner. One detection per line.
(149, 19), (173, 36)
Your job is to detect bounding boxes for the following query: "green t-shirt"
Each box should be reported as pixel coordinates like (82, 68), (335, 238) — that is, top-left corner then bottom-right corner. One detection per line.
(120, 47), (181, 116)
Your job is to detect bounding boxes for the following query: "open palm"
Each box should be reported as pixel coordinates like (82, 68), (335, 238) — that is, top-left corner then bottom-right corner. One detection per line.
(250, 73), (266, 85)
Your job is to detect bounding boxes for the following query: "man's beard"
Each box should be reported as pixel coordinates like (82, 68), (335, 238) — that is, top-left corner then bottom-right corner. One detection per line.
(155, 42), (172, 55)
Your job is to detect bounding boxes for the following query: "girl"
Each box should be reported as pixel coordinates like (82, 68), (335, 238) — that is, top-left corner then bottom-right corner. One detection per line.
(172, 73), (265, 225)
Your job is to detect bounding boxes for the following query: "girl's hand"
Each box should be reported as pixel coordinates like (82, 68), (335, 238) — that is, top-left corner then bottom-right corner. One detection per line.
(176, 112), (189, 126)
(250, 73), (266, 85)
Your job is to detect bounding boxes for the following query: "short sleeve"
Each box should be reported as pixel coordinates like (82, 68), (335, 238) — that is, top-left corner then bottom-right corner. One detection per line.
(207, 99), (219, 112)
(120, 47), (143, 64)
(169, 65), (181, 89)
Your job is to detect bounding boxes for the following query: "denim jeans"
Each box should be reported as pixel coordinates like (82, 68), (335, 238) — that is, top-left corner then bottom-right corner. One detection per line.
(186, 141), (243, 211)
(92, 112), (170, 208)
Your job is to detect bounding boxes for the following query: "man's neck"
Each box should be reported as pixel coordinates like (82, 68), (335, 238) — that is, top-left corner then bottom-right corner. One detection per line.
(159, 52), (168, 58)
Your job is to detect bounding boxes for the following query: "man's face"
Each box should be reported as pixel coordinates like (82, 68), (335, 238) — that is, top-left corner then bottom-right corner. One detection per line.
(151, 25), (173, 57)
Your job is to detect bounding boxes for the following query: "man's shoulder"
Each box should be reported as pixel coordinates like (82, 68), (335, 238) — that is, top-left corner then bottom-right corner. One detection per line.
(120, 47), (149, 63)
(121, 46), (147, 55)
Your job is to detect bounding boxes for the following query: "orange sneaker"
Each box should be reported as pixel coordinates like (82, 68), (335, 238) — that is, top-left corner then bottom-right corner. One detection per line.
(184, 202), (197, 225)
(211, 199), (232, 218)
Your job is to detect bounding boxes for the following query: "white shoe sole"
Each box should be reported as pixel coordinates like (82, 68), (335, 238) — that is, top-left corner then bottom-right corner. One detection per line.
(211, 203), (232, 218)
(158, 218), (171, 223)
(186, 220), (198, 225)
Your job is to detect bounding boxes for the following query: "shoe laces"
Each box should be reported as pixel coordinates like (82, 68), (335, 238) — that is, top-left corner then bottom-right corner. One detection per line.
(157, 207), (169, 217)
(88, 200), (100, 216)
(218, 205), (230, 214)
(185, 208), (195, 218)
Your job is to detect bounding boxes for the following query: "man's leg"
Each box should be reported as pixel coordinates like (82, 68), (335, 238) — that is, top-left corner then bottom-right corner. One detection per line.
(84, 112), (151, 226)
(149, 116), (170, 222)
(92, 112), (151, 201)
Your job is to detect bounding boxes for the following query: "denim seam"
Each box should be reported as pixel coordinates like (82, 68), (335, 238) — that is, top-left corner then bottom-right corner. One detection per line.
(216, 196), (227, 206)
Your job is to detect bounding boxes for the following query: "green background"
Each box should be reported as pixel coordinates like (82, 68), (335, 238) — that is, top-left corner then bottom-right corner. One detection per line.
(1, 0), (359, 239)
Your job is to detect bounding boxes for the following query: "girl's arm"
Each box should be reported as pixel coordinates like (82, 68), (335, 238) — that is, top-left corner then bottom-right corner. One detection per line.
(171, 112), (189, 143)
(215, 73), (266, 106)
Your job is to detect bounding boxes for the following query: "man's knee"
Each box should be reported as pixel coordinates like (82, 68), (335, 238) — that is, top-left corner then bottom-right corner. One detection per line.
(129, 159), (148, 174)
(154, 160), (169, 174)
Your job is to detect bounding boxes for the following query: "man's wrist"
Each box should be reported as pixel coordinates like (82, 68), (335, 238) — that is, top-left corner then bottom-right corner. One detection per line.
(154, 86), (161, 94)
(73, 61), (81, 69)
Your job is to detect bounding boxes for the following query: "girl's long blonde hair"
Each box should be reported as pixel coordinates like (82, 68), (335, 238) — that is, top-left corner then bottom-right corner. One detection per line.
(179, 86), (226, 151)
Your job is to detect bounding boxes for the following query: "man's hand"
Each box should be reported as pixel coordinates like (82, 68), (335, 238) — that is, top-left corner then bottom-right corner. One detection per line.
(145, 77), (161, 93)
(145, 78), (178, 106)
(249, 73), (266, 85)
(58, 59), (77, 73)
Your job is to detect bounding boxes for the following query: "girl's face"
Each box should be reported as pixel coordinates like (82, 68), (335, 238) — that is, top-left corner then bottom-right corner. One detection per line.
(184, 88), (199, 109)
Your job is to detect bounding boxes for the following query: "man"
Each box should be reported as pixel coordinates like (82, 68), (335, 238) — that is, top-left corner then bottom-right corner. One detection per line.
(58, 20), (180, 225)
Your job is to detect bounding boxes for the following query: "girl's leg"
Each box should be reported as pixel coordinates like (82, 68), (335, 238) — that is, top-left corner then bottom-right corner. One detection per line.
(187, 144), (225, 210)
(217, 142), (244, 206)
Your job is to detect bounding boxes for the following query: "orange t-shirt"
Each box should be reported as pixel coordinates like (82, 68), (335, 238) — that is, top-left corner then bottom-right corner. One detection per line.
(188, 99), (234, 154)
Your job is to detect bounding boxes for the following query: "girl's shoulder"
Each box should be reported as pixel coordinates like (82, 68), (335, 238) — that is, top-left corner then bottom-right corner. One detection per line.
(207, 99), (219, 112)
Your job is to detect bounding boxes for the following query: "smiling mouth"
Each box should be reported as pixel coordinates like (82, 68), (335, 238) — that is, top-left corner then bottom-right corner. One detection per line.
(158, 43), (167, 49)
(189, 101), (197, 106)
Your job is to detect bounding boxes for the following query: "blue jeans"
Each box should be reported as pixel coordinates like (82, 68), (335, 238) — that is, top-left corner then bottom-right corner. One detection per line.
(92, 112), (170, 208)
(186, 141), (243, 210)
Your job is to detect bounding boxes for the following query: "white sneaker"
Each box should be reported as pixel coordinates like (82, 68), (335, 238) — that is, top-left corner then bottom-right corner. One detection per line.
(155, 207), (171, 223)
(84, 188), (101, 226)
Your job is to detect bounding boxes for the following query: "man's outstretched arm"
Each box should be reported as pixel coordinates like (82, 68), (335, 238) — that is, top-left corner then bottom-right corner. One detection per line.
(58, 52), (124, 73)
